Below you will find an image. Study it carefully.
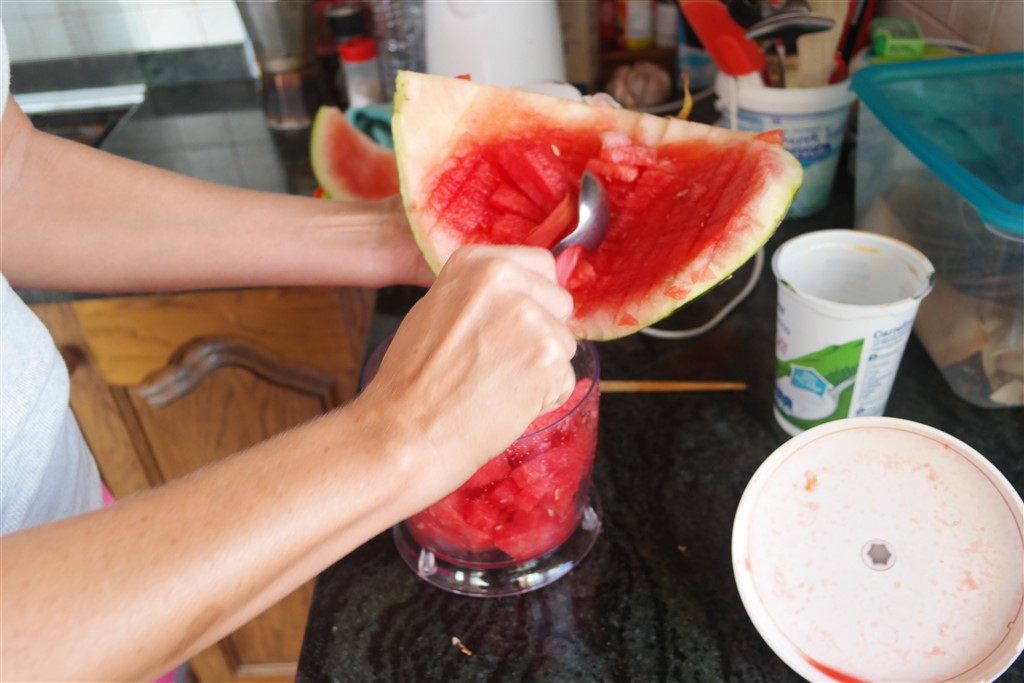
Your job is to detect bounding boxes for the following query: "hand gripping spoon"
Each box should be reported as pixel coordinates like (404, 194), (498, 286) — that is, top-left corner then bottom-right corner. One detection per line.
(551, 170), (609, 288)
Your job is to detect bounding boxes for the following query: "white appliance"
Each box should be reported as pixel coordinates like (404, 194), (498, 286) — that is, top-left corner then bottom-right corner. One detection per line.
(424, 0), (567, 88)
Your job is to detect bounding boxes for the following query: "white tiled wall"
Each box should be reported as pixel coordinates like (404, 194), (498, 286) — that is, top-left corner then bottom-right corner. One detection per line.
(1, 0), (247, 62)
(877, 0), (1024, 53)
(5, 0), (1020, 65)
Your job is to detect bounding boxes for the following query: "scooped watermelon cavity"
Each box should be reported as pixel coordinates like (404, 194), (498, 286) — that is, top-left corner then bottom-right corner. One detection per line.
(392, 71), (803, 341)
(310, 106), (400, 200)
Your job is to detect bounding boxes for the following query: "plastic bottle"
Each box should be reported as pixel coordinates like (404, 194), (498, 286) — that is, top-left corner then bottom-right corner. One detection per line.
(339, 37), (384, 109)
(617, 0), (653, 50)
(326, 2), (367, 108)
(369, 0), (425, 100)
(654, 0), (677, 49)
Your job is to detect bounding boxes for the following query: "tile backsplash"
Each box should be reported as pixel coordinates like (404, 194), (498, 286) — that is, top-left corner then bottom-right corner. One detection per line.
(1, 0), (246, 62)
(876, 0), (1023, 53)
(3, 0), (1021, 67)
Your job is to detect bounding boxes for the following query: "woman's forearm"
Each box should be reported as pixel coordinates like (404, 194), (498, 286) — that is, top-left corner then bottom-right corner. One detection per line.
(0, 399), (425, 682)
(0, 99), (428, 291)
(0, 245), (576, 682)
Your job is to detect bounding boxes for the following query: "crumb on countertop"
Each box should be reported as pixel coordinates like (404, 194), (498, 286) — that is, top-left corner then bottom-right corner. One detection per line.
(451, 636), (473, 656)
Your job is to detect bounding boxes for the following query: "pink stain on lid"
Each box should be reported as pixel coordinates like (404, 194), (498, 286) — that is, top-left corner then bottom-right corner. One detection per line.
(733, 418), (1024, 683)
(804, 655), (868, 683)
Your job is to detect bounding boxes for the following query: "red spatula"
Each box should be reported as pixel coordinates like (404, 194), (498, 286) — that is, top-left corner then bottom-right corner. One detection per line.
(678, 0), (766, 77)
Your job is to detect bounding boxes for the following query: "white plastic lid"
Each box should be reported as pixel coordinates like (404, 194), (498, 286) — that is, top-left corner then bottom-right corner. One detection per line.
(733, 417), (1024, 682)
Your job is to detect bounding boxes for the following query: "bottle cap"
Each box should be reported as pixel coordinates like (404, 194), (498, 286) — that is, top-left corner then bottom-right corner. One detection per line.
(327, 3), (364, 41)
(339, 37), (377, 64)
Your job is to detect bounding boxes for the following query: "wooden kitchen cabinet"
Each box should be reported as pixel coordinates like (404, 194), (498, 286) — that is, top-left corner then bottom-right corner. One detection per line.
(31, 285), (376, 683)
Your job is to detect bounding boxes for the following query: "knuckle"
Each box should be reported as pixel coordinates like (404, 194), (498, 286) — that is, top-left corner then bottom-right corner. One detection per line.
(555, 289), (575, 319)
(477, 257), (516, 287)
(445, 246), (474, 272)
(536, 334), (570, 370)
(507, 295), (541, 327)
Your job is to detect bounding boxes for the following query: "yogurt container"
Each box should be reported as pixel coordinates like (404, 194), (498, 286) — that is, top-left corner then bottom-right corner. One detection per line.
(771, 229), (935, 436)
(715, 74), (855, 217)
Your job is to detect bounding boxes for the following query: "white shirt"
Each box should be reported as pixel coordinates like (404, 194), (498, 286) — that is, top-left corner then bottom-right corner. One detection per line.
(0, 22), (103, 534)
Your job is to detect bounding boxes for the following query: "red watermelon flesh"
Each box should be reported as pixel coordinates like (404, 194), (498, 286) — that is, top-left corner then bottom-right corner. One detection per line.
(406, 377), (598, 567)
(392, 71), (803, 340)
(309, 106), (400, 200)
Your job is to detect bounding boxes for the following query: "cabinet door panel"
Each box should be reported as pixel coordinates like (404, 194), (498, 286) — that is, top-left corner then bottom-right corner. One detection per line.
(127, 336), (337, 482)
(30, 287), (376, 683)
(126, 356), (328, 682)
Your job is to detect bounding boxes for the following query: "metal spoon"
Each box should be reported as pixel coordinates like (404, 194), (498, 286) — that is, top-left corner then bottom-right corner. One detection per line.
(745, 9), (835, 42)
(552, 170), (609, 256)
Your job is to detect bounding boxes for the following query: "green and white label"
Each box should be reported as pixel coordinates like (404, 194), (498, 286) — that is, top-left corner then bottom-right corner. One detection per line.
(775, 339), (863, 432)
(773, 292), (919, 436)
(770, 230), (934, 437)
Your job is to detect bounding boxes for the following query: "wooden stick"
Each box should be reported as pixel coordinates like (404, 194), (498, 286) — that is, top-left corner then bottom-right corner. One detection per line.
(599, 380), (748, 393)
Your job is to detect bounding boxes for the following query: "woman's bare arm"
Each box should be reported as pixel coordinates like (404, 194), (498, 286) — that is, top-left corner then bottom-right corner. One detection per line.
(0, 245), (577, 682)
(0, 96), (431, 292)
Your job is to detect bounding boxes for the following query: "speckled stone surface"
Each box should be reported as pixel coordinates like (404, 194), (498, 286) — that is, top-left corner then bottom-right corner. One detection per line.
(297, 206), (1024, 680)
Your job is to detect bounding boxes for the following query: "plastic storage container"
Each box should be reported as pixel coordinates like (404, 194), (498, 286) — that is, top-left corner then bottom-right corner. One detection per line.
(851, 52), (1024, 408)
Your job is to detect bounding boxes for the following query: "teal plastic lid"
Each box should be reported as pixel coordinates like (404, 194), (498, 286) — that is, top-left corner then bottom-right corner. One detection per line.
(852, 52), (1024, 237)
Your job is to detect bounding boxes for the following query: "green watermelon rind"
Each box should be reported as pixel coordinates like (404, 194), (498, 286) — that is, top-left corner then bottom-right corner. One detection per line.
(310, 106), (353, 200)
(392, 71), (803, 341)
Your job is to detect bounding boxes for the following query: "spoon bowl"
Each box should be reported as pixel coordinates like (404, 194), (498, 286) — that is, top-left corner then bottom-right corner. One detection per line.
(552, 170), (609, 256)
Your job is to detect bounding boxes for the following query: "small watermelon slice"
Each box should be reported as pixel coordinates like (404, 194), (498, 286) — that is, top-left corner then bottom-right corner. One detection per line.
(392, 71), (803, 341)
(309, 106), (400, 200)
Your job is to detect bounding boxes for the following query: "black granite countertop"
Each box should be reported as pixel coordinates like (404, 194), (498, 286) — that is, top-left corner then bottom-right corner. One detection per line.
(62, 82), (1023, 681)
(297, 185), (1024, 679)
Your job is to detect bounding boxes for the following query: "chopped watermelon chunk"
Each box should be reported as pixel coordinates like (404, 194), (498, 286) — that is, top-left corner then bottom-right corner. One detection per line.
(491, 214), (537, 243)
(442, 158), (504, 234)
(492, 506), (577, 561)
(463, 455), (512, 490)
(601, 144), (658, 167)
(404, 377), (598, 565)
(524, 377), (595, 434)
(487, 479), (519, 507)
(488, 183), (545, 221)
(463, 495), (507, 531)
(566, 255), (597, 289)
(585, 157), (639, 183)
(510, 452), (551, 489)
(494, 144), (570, 211)
(755, 129), (785, 145)
(523, 194), (576, 249)
(555, 244), (585, 288)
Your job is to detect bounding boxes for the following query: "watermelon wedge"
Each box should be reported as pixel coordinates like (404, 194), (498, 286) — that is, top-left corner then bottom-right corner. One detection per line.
(392, 71), (803, 341)
(309, 106), (400, 200)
